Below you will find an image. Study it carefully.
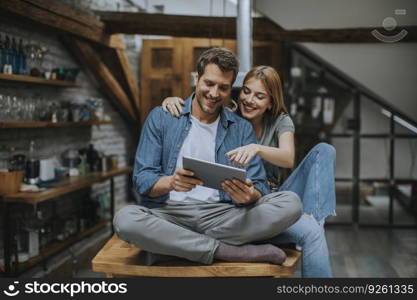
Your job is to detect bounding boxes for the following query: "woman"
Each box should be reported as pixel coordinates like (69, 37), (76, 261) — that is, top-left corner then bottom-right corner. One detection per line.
(162, 65), (336, 277)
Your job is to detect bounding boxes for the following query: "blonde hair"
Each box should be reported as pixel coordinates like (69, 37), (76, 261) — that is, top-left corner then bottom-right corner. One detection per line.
(242, 65), (288, 117)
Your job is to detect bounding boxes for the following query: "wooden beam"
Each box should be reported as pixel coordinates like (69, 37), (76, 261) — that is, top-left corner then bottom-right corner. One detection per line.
(114, 48), (141, 119)
(98, 11), (252, 39)
(62, 37), (138, 126)
(0, 0), (123, 48)
(100, 35), (141, 120)
(279, 26), (417, 43)
(97, 11), (417, 43)
(23, 0), (104, 30)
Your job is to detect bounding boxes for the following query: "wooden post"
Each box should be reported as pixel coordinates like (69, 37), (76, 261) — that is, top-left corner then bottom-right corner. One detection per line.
(100, 35), (141, 120)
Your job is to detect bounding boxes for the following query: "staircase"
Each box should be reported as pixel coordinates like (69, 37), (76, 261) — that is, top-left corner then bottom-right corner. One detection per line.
(283, 42), (417, 228)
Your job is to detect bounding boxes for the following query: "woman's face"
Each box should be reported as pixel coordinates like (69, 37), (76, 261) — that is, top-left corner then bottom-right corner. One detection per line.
(238, 77), (272, 122)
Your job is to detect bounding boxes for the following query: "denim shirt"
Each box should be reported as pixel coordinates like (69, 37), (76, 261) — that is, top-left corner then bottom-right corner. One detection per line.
(133, 95), (270, 208)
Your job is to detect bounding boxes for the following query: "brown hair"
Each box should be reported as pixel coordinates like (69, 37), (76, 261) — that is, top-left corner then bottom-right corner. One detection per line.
(242, 65), (288, 117)
(196, 47), (239, 83)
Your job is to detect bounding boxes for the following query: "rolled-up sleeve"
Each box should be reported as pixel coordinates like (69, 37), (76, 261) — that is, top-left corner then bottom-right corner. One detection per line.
(133, 107), (165, 196)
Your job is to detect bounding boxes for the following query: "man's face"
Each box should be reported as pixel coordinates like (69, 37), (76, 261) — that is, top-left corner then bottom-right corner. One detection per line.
(194, 63), (234, 116)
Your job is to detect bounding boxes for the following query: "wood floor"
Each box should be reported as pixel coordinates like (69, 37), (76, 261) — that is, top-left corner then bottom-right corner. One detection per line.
(325, 226), (417, 277)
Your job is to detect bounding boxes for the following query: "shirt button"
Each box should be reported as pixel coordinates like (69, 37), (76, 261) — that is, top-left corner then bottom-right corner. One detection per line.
(177, 144), (180, 148)
(169, 164), (173, 168)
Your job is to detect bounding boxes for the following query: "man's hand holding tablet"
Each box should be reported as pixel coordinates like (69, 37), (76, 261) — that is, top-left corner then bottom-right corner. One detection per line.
(169, 168), (203, 192)
(221, 178), (261, 205)
(182, 156), (261, 204)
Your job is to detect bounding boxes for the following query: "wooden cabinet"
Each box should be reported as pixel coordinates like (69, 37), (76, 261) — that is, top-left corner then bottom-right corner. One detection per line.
(140, 39), (184, 124)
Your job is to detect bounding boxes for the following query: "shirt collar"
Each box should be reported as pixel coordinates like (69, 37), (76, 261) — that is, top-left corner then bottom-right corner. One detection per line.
(182, 93), (235, 128)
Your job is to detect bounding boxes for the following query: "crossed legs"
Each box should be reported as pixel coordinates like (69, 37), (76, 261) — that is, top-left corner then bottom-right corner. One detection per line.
(113, 191), (302, 265)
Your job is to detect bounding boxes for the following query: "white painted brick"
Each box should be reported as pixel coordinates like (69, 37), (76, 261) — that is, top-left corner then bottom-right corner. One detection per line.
(0, 0), (141, 251)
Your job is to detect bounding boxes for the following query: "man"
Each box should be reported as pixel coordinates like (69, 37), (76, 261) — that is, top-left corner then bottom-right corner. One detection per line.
(114, 48), (301, 265)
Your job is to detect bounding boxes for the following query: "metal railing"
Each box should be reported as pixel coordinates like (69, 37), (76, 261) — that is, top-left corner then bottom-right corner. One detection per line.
(286, 42), (417, 228)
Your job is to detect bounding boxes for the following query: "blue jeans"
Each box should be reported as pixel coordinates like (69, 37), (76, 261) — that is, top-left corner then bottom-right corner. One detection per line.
(268, 143), (336, 277)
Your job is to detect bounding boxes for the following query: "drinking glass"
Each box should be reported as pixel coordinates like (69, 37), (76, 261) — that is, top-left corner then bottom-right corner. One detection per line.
(0, 94), (5, 121)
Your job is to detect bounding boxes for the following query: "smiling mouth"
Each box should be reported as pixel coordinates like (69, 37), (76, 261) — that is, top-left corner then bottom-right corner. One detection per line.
(242, 102), (256, 112)
(205, 98), (221, 106)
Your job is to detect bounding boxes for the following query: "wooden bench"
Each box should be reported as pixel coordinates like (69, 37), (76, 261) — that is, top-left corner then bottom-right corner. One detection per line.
(92, 235), (301, 277)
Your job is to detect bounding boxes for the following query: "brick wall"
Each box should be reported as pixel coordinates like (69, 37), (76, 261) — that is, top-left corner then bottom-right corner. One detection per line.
(0, 0), (141, 263)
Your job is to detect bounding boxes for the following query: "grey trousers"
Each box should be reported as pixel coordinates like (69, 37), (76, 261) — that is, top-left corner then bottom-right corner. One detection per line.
(113, 191), (302, 264)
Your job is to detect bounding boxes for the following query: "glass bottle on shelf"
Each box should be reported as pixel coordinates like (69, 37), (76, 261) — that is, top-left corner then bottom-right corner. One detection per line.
(23, 216), (40, 258)
(78, 154), (87, 176)
(7, 146), (16, 171)
(2, 95), (12, 121)
(11, 37), (19, 74)
(3, 35), (12, 74)
(11, 96), (19, 121)
(25, 140), (40, 184)
(0, 93), (3, 120)
(18, 38), (27, 75)
(0, 34), (4, 73)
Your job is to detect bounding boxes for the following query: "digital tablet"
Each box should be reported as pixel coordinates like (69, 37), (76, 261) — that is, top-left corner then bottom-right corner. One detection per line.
(183, 156), (247, 190)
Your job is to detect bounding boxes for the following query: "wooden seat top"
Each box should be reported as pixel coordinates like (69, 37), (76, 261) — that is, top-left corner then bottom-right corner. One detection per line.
(92, 235), (301, 277)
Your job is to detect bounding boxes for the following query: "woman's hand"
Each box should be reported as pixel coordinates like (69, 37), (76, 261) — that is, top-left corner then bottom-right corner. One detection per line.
(161, 97), (185, 117)
(221, 178), (261, 204)
(226, 144), (260, 167)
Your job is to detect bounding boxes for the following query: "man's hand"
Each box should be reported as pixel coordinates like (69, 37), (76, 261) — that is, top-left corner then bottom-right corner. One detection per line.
(221, 178), (261, 204)
(169, 168), (203, 192)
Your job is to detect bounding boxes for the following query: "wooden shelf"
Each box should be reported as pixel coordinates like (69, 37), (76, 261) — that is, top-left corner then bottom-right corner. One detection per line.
(1, 219), (111, 275)
(2, 166), (132, 204)
(0, 73), (81, 87)
(0, 120), (113, 128)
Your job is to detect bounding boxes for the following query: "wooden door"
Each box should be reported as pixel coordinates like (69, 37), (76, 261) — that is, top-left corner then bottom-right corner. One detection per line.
(181, 38), (237, 97)
(253, 40), (283, 75)
(140, 38), (283, 123)
(140, 39), (184, 124)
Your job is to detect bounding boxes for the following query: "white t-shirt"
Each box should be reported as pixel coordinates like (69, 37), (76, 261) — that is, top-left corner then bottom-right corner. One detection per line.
(168, 115), (220, 204)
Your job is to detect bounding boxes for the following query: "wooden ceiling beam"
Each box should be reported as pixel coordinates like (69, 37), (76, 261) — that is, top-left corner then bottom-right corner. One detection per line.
(0, 0), (123, 49)
(100, 35), (141, 120)
(279, 26), (417, 43)
(97, 11), (417, 43)
(98, 12), (265, 39)
(23, 0), (104, 30)
(113, 48), (141, 120)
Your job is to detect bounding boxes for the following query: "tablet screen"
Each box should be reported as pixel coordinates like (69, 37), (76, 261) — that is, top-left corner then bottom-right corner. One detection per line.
(183, 156), (247, 190)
